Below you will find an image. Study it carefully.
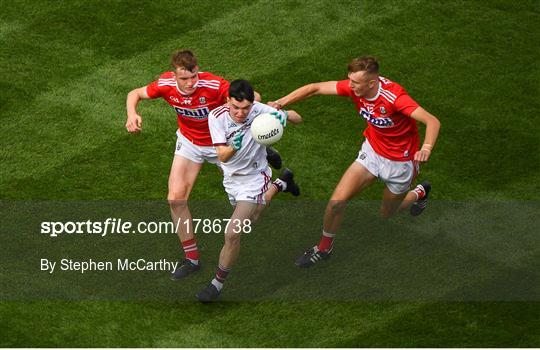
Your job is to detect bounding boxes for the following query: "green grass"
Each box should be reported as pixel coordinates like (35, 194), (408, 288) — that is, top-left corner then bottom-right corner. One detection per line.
(1, 0), (539, 347)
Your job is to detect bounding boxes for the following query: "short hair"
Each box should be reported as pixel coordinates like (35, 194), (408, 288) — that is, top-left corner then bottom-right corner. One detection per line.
(171, 50), (198, 72)
(229, 79), (255, 103)
(348, 56), (379, 75)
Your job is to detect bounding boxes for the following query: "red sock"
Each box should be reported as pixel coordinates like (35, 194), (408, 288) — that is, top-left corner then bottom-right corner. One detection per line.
(413, 185), (426, 200)
(317, 230), (335, 252)
(182, 238), (199, 262)
(215, 264), (230, 284)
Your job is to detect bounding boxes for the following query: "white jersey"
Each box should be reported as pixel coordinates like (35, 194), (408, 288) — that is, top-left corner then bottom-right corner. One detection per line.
(208, 101), (282, 176)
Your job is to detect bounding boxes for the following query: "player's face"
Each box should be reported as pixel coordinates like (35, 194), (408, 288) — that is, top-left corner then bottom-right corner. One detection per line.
(174, 67), (199, 95)
(348, 71), (377, 98)
(228, 97), (253, 123)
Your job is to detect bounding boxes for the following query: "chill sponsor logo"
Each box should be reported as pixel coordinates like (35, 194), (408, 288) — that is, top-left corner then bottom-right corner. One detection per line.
(169, 96), (180, 103)
(257, 128), (280, 140)
(173, 106), (210, 120)
(359, 108), (394, 128)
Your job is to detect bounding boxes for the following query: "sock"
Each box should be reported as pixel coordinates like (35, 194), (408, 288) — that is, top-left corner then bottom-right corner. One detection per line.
(412, 184), (426, 201)
(272, 178), (287, 192)
(317, 230), (335, 252)
(212, 264), (231, 291)
(181, 238), (199, 264)
(211, 278), (223, 291)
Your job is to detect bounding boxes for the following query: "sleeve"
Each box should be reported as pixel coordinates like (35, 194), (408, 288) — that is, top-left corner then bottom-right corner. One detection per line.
(336, 80), (353, 97)
(394, 93), (420, 117)
(208, 113), (228, 146)
(145, 80), (162, 99)
(257, 102), (278, 114)
(217, 78), (230, 103)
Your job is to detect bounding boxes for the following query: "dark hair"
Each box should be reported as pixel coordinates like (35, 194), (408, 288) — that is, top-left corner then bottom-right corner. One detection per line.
(348, 56), (379, 75)
(171, 50), (198, 72)
(229, 79), (255, 103)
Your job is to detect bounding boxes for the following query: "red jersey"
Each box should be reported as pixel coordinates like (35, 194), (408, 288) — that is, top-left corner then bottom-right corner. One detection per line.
(336, 77), (420, 161)
(146, 71), (229, 146)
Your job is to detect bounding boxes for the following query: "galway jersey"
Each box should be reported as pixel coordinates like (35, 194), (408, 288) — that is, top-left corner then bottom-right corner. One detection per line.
(146, 71), (229, 146)
(208, 102), (283, 176)
(336, 77), (420, 161)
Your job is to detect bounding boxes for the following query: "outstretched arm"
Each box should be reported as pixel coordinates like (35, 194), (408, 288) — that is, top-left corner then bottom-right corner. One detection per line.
(410, 107), (441, 163)
(125, 86), (151, 133)
(268, 81), (339, 109)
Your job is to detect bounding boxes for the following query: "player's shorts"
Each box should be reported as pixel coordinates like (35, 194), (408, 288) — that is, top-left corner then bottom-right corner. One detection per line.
(223, 168), (272, 206)
(355, 140), (418, 195)
(175, 130), (219, 164)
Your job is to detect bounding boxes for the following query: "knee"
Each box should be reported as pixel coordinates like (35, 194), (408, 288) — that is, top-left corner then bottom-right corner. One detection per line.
(168, 192), (188, 208)
(224, 233), (241, 246)
(168, 183), (191, 202)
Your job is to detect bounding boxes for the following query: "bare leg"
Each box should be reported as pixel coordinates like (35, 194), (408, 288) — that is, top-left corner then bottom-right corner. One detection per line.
(323, 162), (377, 233)
(396, 189), (420, 213)
(167, 156), (203, 243)
(219, 201), (258, 268)
(380, 186), (409, 218)
(295, 162), (377, 267)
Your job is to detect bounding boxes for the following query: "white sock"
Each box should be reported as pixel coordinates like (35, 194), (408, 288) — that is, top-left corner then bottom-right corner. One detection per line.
(322, 230), (335, 238)
(273, 178), (287, 191)
(211, 278), (223, 291)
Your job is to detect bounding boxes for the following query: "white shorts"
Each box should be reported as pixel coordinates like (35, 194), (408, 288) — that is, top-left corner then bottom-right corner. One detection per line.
(355, 140), (418, 195)
(175, 131), (219, 164)
(223, 168), (272, 206)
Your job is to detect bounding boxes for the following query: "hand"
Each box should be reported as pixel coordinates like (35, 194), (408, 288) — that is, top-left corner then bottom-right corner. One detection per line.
(231, 132), (244, 151)
(267, 101), (283, 109)
(270, 111), (287, 127)
(414, 149), (431, 163)
(126, 114), (142, 133)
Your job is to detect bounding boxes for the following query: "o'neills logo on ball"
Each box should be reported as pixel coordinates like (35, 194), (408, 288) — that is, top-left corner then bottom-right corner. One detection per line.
(258, 128), (280, 140)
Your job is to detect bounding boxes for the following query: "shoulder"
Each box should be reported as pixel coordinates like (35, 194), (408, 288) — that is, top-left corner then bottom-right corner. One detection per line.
(336, 79), (352, 96)
(155, 71), (176, 88)
(380, 76), (407, 94)
(378, 77), (407, 104)
(198, 71), (228, 90)
(210, 104), (229, 119)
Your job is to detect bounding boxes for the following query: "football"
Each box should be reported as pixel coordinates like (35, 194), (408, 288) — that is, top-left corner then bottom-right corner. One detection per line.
(250, 113), (283, 146)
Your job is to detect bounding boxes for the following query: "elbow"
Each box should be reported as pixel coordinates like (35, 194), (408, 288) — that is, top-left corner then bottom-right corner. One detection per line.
(425, 113), (440, 130)
(432, 116), (441, 130)
(286, 110), (303, 125)
(307, 83), (319, 95)
(254, 91), (262, 102)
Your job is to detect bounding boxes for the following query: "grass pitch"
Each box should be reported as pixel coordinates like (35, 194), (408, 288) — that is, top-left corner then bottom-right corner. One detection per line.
(1, 0), (539, 347)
